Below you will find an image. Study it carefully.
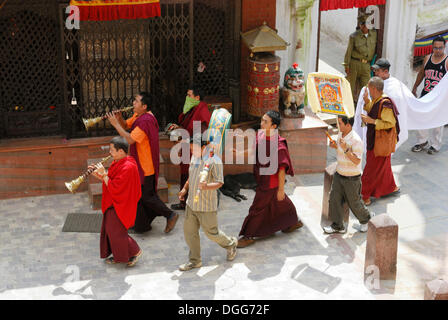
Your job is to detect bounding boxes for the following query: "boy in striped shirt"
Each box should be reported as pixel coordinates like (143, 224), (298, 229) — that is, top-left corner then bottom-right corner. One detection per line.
(178, 135), (238, 271)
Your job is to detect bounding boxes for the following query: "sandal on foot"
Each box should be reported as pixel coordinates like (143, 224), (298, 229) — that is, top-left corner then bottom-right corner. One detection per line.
(105, 257), (116, 264)
(127, 250), (143, 267)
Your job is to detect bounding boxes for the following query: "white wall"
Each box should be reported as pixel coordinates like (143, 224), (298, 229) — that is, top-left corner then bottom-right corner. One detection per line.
(275, 0), (319, 83)
(320, 8), (358, 44)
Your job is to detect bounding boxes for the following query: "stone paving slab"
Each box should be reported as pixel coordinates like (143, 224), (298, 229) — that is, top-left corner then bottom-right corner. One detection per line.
(0, 131), (447, 300)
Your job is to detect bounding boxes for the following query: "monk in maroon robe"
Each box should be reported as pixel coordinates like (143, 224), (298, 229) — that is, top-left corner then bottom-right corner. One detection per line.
(107, 92), (178, 234)
(170, 86), (211, 210)
(360, 77), (400, 205)
(90, 136), (142, 267)
(237, 111), (303, 248)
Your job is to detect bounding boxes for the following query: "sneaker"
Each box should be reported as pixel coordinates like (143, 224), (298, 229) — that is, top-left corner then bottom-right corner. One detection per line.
(353, 223), (368, 233)
(411, 141), (428, 152)
(323, 225), (347, 234)
(179, 261), (202, 271)
(226, 239), (237, 261)
(427, 146), (438, 155)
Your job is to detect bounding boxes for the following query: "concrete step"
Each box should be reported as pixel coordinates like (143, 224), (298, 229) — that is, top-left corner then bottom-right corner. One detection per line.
(89, 176), (169, 210)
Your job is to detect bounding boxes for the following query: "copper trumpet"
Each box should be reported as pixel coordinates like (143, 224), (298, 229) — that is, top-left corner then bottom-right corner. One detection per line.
(82, 106), (134, 131)
(65, 155), (112, 193)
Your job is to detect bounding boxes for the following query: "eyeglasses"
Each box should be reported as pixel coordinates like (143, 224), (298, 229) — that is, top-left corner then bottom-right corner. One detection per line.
(433, 46), (445, 50)
(360, 22), (366, 25)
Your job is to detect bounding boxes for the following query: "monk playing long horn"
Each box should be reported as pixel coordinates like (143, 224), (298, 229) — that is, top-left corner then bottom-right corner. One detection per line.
(89, 136), (142, 267)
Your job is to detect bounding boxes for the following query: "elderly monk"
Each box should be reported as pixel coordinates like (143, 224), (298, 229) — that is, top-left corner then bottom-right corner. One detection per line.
(360, 77), (401, 206)
(90, 136), (142, 267)
(237, 110), (303, 248)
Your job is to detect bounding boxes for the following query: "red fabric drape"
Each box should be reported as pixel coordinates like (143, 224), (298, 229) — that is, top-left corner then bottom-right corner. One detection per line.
(414, 46), (433, 57)
(320, 0), (386, 11)
(70, 0), (161, 21)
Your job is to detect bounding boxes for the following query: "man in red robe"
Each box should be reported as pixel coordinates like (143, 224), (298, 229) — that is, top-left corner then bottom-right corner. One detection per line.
(107, 92), (178, 233)
(237, 111), (303, 248)
(169, 86), (211, 211)
(360, 77), (401, 205)
(90, 136), (142, 267)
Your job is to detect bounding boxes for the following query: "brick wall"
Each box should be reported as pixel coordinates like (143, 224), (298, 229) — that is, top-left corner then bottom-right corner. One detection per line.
(241, 0), (277, 121)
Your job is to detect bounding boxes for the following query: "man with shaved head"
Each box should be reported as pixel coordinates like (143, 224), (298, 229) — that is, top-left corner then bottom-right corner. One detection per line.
(360, 77), (401, 206)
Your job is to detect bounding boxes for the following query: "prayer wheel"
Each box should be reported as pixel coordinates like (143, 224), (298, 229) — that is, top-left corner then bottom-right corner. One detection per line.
(247, 53), (281, 117)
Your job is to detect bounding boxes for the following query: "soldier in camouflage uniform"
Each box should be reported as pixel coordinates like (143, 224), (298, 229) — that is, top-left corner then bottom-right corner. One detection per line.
(343, 13), (377, 103)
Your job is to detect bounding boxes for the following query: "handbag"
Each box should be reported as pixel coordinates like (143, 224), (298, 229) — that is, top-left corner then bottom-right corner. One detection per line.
(373, 100), (397, 157)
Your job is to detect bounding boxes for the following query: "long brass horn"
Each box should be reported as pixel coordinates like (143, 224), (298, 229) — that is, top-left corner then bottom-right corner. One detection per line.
(65, 155), (112, 193)
(82, 106), (134, 131)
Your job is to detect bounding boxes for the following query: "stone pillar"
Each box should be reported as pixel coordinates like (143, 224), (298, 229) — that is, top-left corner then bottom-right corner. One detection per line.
(278, 110), (328, 174)
(321, 162), (349, 225)
(424, 279), (448, 300)
(364, 214), (398, 281)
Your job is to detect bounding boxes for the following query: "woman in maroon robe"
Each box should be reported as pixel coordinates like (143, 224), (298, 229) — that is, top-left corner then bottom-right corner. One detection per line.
(237, 111), (303, 248)
(90, 137), (142, 267)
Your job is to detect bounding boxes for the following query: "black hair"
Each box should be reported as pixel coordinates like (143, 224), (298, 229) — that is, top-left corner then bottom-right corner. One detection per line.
(338, 115), (354, 127)
(265, 110), (281, 128)
(138, 92), (152, 109)
(188, 85), (205, 101)
(433, 36), (446, 45)
(110, 136), (129, 153)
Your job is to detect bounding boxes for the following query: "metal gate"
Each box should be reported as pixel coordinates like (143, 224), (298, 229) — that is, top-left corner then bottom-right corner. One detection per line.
(0, 0), (240, 139)
(60, 0), (239, 138)
(0, 0), (64, 138)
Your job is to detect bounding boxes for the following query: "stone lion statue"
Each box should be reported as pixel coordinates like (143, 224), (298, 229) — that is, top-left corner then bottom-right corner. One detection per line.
(281, 63), (306, 118)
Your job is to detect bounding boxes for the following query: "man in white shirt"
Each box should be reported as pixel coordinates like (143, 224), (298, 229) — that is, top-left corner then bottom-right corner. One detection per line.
(323, 116), (374, 234)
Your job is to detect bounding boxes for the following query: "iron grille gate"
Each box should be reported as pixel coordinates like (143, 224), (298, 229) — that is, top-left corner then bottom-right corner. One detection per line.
(60, 0), (236, 138)
(0, 0), (64, 138)
(0, 0), (240, 139)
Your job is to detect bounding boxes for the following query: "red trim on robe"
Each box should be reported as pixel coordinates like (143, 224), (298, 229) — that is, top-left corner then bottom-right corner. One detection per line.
(102, 156), (142, 230)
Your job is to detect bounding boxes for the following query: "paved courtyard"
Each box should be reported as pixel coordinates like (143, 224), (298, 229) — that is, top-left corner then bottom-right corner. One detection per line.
(0, 130), (447, 300)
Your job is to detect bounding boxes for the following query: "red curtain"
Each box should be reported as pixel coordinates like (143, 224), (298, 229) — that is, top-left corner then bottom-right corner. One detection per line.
(320, 0), (386, 11)
(69, 0), (161, 21)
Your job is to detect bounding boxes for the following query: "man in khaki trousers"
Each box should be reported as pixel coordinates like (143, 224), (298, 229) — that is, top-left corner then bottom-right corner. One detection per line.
(178, 135), (237, 271)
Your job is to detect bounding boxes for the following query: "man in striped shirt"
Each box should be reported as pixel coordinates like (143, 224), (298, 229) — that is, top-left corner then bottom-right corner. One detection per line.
(323, 116), (373, 234)
(177, 135), (238, 271)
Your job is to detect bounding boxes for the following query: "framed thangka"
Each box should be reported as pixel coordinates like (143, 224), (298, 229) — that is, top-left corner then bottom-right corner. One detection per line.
(306, 73), (354, 118)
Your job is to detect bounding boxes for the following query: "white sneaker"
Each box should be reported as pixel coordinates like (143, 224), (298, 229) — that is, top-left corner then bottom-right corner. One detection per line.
(323, 225), (347, 234)
(353, 222), (368, 233)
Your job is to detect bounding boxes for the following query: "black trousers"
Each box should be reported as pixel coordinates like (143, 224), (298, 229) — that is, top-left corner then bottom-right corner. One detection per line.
(134, 175), (174, 233)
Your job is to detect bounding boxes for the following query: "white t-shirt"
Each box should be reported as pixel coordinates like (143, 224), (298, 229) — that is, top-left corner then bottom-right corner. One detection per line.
(336, 130), (364, 177)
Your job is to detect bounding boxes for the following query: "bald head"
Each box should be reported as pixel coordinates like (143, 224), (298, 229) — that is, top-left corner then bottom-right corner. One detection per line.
(367, 76), (384, 100)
